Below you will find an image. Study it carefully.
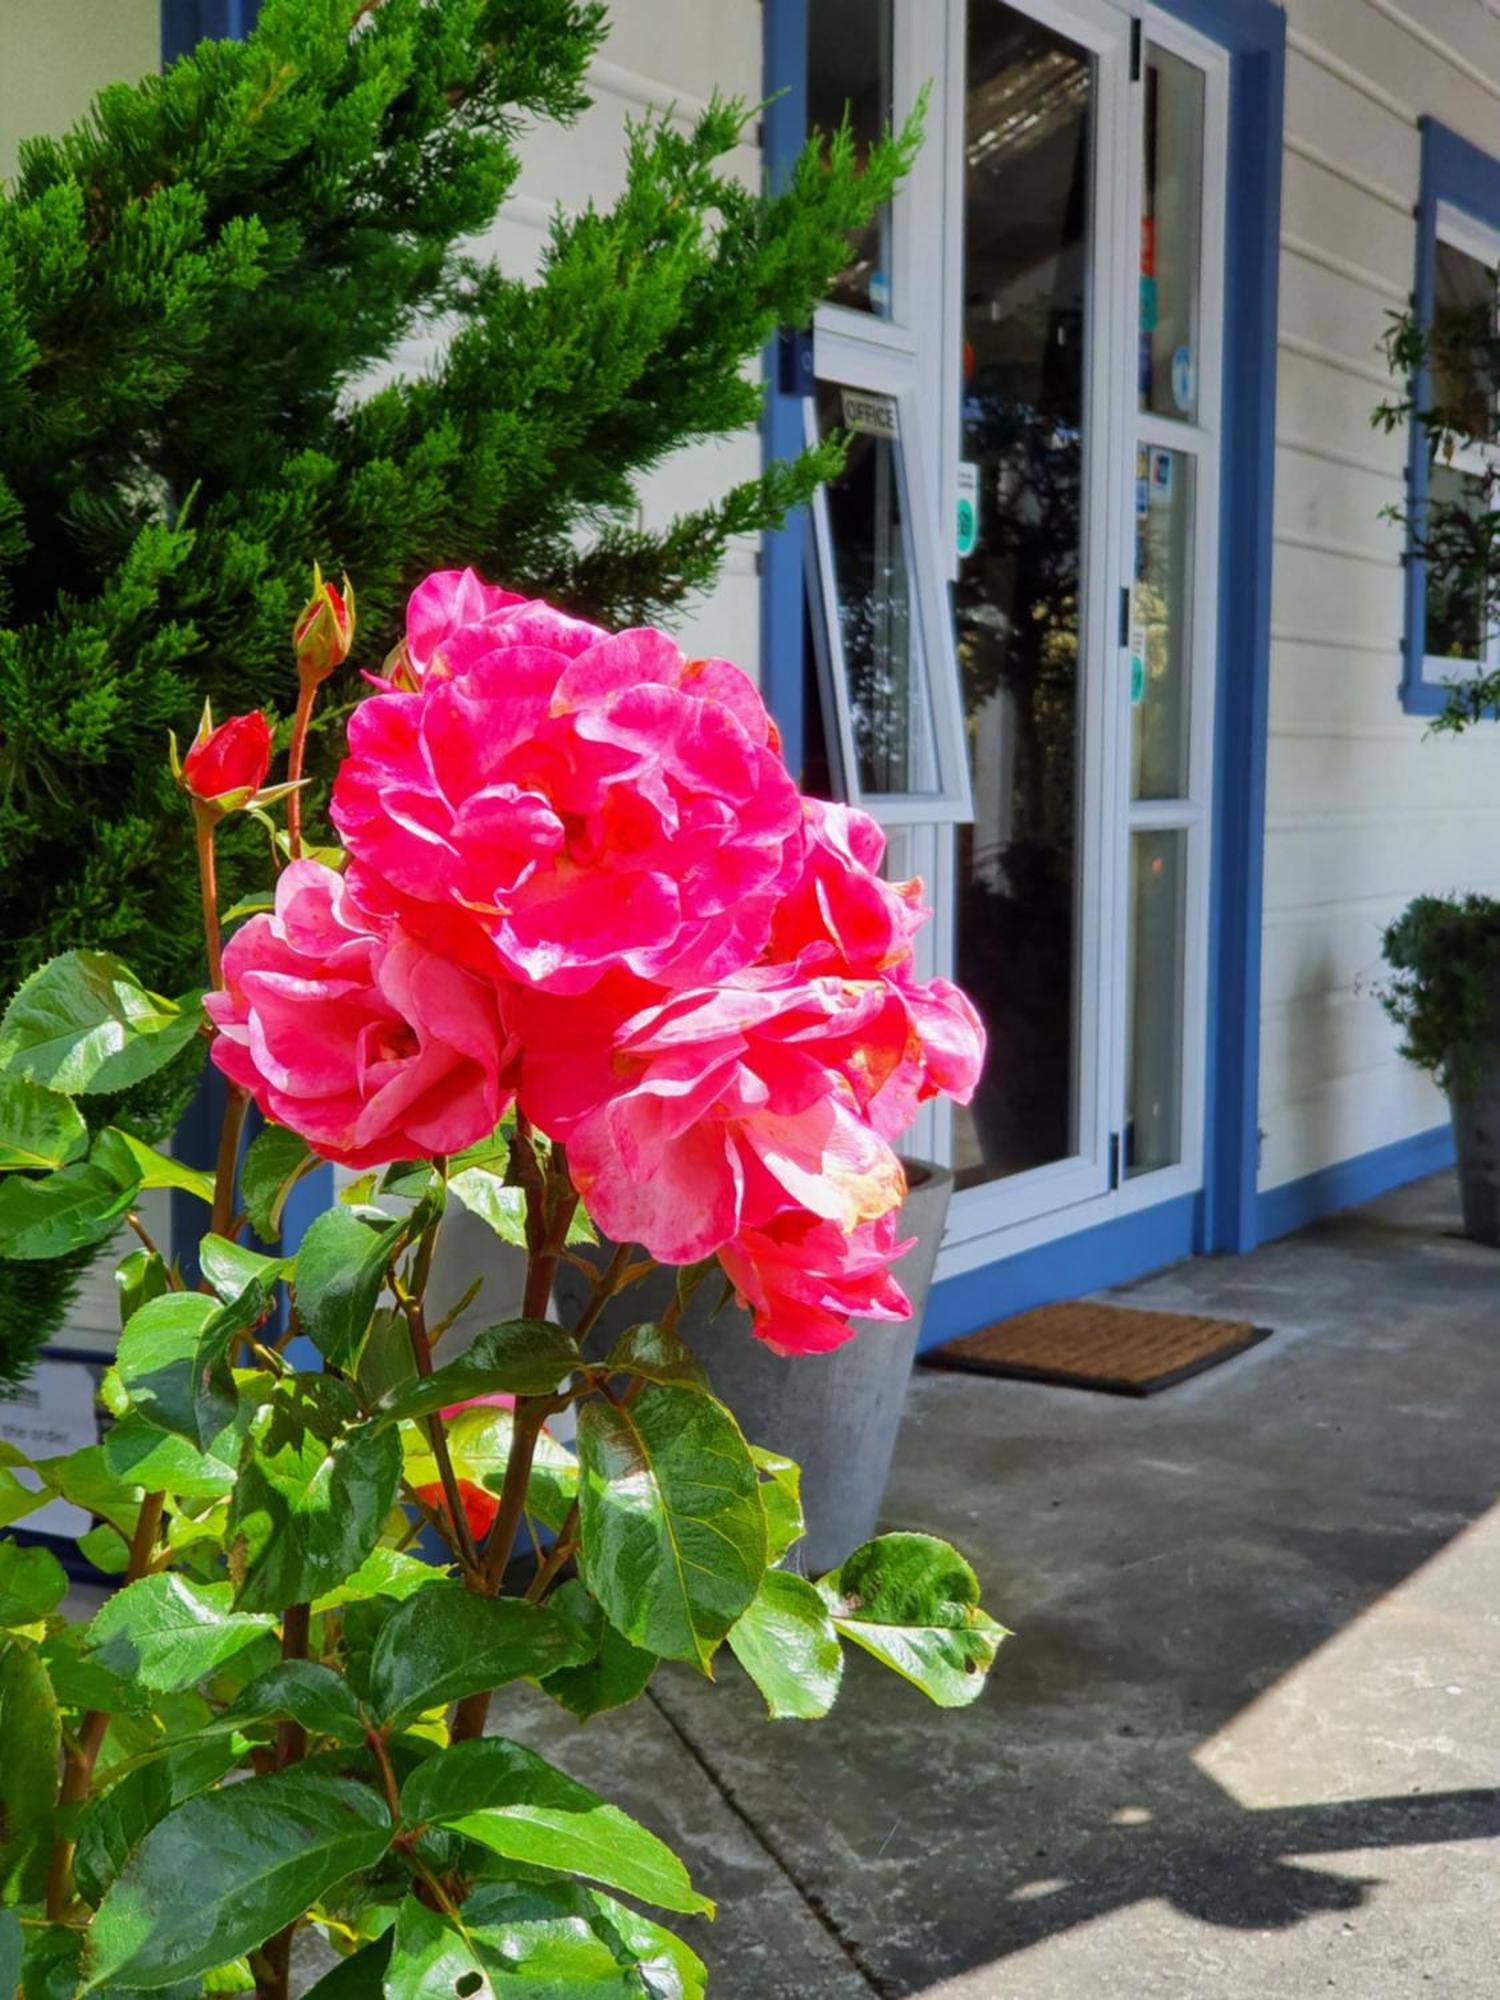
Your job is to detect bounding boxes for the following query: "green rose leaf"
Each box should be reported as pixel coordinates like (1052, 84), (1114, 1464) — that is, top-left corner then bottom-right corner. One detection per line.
(115, 1246), (169, 1328)
(0, 1539), (67, 1628)
(0, 1465), (44, 1531)
(227, 1377), (401, 1613)
(0, 1074), (88, 1172)
(0, 1637), (61, 1902)
(751, 1447), (804, 1565)
(102, 1413), (239, 1504)
(592, 1892), (707, 2000)
(85, 1574), (277, 1691)
(0, 1131), (140, 1260)
(728, 1569), (843, 1720)
(577, 1383), (766, 1671)
(353, 1307), (418, 1410)
(192, 1279), (273, 1448)
(0, 951), (204, 1096)
(239, 1124), (318, 1242)
(293, 1207), (402, 1371)
(308, 1546), (439, 1613)
(116, 1293), (219, 1439)
(445, 1163), (526, 1244)
(85, 1766), (392, 1991)
(602, 1322), (709, 1392)
(0, 1909), (19, 2000)
(378, 1319), (581, 1423)
(541, 1579), (657, 1722)
(73, 1736), (244, 1908)
(384, 1881), (690, 1998)
(300, 1933), (393, 1998)
(366, 1580), (591, 1729)
(31, 1444), (141, 1537)
(197, 1660), (365, 1748)
(815, 1533), (1008, 1708)
(402, 1737), (712, 1916)
(400, 1404), (578, 1534)
(198, 1236), (291, 1306)
(103, 1130), (214, 1205)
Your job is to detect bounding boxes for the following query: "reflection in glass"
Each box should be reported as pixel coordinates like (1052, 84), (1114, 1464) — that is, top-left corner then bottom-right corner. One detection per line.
(1132, 445), (1195, 798)
(1425, 462), (1490, 664)
(1433, 239), (1496, 441)
(808, 0), (895, 316)
(814, 381), (940, 796)
(1139, 45), (1203, 420)
(950, 3), (1093, 1190)
(1125, 831), (1185, 1177)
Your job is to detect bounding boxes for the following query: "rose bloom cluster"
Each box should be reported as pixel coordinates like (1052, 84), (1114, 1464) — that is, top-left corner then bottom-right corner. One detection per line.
(206, 572), (984, 1353)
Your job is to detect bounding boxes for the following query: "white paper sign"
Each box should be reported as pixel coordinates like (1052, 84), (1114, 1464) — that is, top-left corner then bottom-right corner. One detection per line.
(0, 1359), (100, 1539)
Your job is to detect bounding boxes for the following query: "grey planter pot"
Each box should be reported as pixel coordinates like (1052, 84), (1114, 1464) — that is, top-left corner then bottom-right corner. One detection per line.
(553, 1160), (953, 1574)
(1446, 1052), (1500, 1246)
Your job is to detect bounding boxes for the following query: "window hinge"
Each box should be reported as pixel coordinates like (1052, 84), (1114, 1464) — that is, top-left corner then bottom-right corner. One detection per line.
(1109, 1132), (1123, 1190)
(1130, 18), (1143, 81)
(1118, 585), (1131, 647)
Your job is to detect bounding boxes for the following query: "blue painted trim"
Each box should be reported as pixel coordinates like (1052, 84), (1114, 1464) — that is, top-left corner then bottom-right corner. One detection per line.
(1150, 0), (1287, 1257)
(760, 0), (809, 778)
(162, 0), (259, 65)
(1256, 1121), (1455, 1245)
(1400, 119), (1500, 717)
(922, 1195), (1202, 1350)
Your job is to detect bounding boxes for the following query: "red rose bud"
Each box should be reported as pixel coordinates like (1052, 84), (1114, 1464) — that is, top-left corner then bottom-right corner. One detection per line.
(293, 563), (355, 684)
(180, 707), (272, 810)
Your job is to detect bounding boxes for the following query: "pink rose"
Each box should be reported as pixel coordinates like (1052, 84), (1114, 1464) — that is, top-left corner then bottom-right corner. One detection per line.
(718, 1209), (913, 1355)
(206, 861), (515, 1168)
(332, 599), (803, 994)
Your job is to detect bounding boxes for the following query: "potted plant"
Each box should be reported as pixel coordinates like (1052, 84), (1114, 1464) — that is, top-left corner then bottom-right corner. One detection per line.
(0, 568), (1003, 1997)
(1380, 893), (1500, 1243)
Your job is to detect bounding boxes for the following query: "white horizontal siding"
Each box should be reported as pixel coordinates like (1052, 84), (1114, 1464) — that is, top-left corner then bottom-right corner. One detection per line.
(1261, 0), (1500, 1195)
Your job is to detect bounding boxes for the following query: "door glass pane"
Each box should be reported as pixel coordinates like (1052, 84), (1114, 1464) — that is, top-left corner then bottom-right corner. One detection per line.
(1125, 830), (1185, 1176)
(1433, 238), (1496, 441)
(1132, 444), (1195, 797)
(951, 3), (1093, 1190)
(808, 0), (895, 317)
(813, 380), (941, 795)
(1425, 462), (1490, 666)
(1139, 44), (1204, 421)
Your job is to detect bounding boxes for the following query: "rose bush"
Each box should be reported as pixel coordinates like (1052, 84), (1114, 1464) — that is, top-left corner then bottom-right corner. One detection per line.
(0, 567), (1003, 1999)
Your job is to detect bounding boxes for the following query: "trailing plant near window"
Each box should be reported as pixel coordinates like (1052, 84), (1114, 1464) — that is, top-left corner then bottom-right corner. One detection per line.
(1379, 893), (1500, 1094)
(0, 569), (1001, 1997)
(0, 0), (916, 1365)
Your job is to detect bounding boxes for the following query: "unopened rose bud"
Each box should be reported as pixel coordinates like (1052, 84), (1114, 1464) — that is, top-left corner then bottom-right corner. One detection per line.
(293, 563), (354, 684)
(178, 704), (272, 812)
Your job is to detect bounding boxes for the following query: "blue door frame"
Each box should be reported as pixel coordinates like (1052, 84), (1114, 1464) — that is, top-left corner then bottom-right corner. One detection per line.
(762, 0), (1288, 1341)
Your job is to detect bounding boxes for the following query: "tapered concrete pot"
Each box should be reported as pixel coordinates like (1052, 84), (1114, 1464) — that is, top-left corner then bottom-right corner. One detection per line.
(553, 1160), (953, 1574)
(1446, 1053), (1500, 1246)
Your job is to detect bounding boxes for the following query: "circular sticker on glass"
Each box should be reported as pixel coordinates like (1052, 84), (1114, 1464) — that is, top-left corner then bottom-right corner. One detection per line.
(1171, 345), (1195, 414)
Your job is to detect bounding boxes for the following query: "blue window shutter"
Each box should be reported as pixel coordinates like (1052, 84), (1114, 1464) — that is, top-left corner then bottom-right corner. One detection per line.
(162, 0), (262, 65)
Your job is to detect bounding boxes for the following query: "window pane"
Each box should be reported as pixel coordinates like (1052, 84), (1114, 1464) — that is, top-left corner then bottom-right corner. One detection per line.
(808, 0), (894, 317)
(1433, 239), (1496, 441)
(1425, 462), (1489, 665)
(1125, 830), (1186, 1177)
(950, 3), (1093, 1190)
(1132, 444), (1195, 798)
(814, 381), (940, 795)
(1139, 45), (1204, 421)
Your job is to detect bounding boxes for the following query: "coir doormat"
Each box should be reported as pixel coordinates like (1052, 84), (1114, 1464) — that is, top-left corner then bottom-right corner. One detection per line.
(922, 1301), (1271, 1398)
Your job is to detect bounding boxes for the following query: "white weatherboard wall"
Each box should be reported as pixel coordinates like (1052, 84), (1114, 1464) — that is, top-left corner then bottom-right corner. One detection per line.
(1259, 0), (1500, 1196)
(379, 0), (765, 674)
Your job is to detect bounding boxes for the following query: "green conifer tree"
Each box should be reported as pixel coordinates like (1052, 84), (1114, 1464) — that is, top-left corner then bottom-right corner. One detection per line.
(0, 0), (912, 1380)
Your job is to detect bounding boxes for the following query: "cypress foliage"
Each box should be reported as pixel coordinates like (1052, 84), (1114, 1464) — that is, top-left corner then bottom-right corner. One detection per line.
(0, 0), (913, 1376)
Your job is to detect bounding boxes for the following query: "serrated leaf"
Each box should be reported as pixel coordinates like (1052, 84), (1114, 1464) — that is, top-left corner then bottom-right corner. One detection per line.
(400, 1404), (578, 1534)
(577, 1384), (766, 1671)
(0, 1637), (60, 1902)
(86, 1575), (277, 1691)
(0, 1540), (67, 1627)
(751, 1447), (804, 1565)
(300, 1932), (393, 1997)
(198, 1660), (365, 1747)
(192, 1280), (273, 1449)
(445, 1163), (527, 1243)
(104, 1130), (214, 1204)
(32, 1444), (141, 1537)
(815, 1533), (1007, 1708)
(38, 1626), (150, 1717)
(239, 1124), (317, 1242)
(115, 1247), (169, 1328)
(603, 1322), (709, 1392)
(293, 1207), (401, 1370)
(116, 1293), (219, 1439)
(0, 1465), (45, 1531)
(198, 1236), (290, 1305)
(18, 1921), (81, 2000)
(102, 1412), (239, 1504)
(378, 1319), (581, 1423)
(353, 1307), (418, 1410)
(309, 1546), (442, 1613)
(0, 1074), (88, 1171)
(383, 1881), (673, 1998)
(73, 1736), (243, 1908)
(541, 1580), (657, 1722)
(366, 1581), (591, 1728)
(0, 952), (204, 1096)
(403, 1737), (711, 1915)
(728, 1568), (843, 1719)
(85, 1767), (392, 1991)
(227, 1377), (401, 1613)
(0, 1132), (140, 1260)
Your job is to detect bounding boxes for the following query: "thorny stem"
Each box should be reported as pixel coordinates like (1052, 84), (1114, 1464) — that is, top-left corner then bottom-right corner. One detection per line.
(394, 1209), (481, 1577)
(285, 675), (318, 861)
(211, 1084), (249, 1245)
(365, 1727), (402, 1825)
(571, 1240), (637, 1346)
(45, 1492), (166, 1919)
(192, 798), (225, 989)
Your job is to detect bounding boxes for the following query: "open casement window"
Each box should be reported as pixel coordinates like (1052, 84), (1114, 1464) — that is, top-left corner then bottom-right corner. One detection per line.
(1420, 203), (1500, 687)
(805, 366), (973, 823)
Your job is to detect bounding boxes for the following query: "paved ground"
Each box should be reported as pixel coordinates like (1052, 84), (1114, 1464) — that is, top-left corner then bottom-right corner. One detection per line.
(509, 1169), (1500, 1997)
